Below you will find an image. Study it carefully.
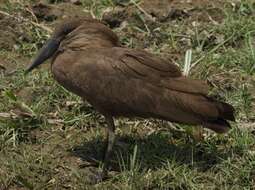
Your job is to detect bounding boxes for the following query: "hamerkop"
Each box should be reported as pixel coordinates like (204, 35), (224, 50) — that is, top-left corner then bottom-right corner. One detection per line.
(26, 18), (235, 178)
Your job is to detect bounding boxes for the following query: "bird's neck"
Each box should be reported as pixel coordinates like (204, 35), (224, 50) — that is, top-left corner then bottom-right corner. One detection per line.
(59, 23), (120, 50)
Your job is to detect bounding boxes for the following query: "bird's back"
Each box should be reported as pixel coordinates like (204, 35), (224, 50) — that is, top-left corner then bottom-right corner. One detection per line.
(50, 18), (234, 133)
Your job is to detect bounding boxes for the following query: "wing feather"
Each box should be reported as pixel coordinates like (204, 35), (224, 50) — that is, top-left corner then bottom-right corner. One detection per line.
(113, 48), (209, 95)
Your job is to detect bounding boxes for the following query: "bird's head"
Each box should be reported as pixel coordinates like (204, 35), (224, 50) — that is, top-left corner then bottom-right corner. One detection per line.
(25, 18), (85, 73)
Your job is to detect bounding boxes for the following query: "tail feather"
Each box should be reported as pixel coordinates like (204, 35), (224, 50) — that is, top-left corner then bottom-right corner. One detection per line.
(204, 118), (231, 133)
(204, 99), (235, 133)
(215, 101), (235, 121)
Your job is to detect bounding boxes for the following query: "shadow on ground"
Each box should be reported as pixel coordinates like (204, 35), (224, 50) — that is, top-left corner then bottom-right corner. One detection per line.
(69, 132), (231, 173)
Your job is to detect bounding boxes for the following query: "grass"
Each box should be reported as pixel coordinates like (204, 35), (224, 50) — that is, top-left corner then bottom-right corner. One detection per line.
(0, 0), (255, 189)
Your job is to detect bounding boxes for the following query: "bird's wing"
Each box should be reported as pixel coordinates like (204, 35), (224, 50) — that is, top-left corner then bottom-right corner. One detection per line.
(111, 48), (210, 95)
(114, 48), (182, 78)
(59, 49), (234, 132)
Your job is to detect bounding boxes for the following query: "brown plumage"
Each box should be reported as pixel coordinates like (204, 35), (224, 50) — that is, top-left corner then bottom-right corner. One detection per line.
(26, 18), (235, 179)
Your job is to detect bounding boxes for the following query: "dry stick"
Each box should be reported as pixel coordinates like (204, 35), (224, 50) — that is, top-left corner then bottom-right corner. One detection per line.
(0, 111), (64, 125)
(190, 34), (234, 70)
(183, 49), (192, 76)
(0, 10), (52, 33)
(90, 1), (96, 19)
(130, 0), (155, 22)
(25, 7), (39, 23)
(0, 112), (17, 119)
(15, 0), (39, 23)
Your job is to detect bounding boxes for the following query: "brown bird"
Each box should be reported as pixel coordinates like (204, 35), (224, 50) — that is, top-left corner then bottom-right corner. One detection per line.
(26, 18), (235, 179)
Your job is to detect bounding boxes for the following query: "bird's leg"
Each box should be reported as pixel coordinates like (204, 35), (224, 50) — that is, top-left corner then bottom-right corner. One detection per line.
(191, 126), (204, 142)
(101, 116), (116, 178)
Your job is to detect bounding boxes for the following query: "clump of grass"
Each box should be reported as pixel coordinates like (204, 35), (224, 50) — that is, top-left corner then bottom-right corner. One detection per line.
(0, 0), (255, 189)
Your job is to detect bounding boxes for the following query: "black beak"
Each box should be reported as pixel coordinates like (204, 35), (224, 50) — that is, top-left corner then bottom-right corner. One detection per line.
(25, 38), (60, 73)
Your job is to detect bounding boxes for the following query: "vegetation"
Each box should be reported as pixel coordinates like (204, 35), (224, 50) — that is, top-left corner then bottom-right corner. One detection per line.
(0, 0), (254, 189)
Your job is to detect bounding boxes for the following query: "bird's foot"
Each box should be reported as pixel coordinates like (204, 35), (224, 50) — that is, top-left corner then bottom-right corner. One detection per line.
(79, 162), (99, 168)
(87, 168), (108, 184)
(191, 126), (205, 142)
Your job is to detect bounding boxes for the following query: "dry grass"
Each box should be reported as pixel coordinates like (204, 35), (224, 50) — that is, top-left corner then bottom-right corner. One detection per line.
(0, 0), (255, 189)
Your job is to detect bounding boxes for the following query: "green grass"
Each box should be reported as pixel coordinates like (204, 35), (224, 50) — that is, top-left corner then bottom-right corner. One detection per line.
(0, 0), (255, 189)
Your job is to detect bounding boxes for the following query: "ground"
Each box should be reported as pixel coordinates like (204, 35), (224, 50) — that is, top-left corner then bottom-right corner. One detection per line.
(0, 0), (255, 189)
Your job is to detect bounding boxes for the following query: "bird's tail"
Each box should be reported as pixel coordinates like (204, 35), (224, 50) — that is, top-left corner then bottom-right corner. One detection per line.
(204, 100), (235, 133)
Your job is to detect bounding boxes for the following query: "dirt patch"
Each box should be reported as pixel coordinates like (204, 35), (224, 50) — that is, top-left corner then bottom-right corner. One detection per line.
(140, 0), (225, 23)
(0, 16), (28, 51)
(47, 0), (82, 5)
(103, 7), (129, 28)
(32, 2), (91, 22)
(0, 53), (28, 73)
(32, 3), (61, 22)
(102, 0), (226, 26)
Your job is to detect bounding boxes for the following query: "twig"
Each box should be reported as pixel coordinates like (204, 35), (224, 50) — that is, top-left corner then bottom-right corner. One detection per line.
(130, 0), (155, 22)
(90, 9), (96, 19)
(0, 10), (52, 33)
(90, 1), (96, 19)
(47, 119), (64, 125)
(183, 49), (192, 76)
(25, 6), (39, 23)
(0, 112), (17, 119)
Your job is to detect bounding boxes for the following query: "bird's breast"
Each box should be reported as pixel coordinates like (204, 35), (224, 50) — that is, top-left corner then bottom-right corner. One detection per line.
(51, 51), (90, 98)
